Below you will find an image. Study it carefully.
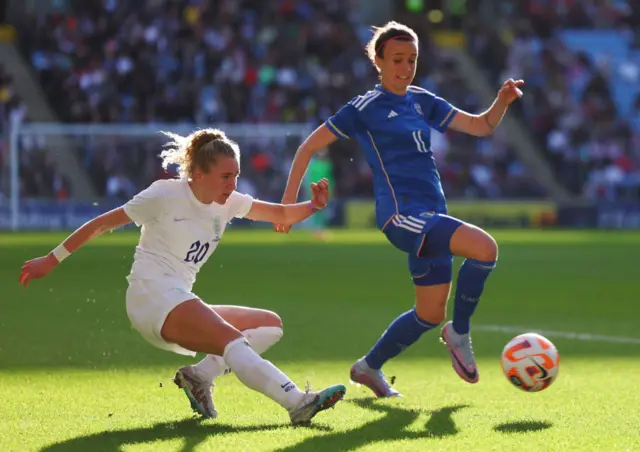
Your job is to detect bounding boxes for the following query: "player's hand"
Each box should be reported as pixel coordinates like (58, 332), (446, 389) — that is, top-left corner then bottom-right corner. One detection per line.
(497, 78), (524, 105)
(19, 254), (58, 288)
(311, 178), (330, 209)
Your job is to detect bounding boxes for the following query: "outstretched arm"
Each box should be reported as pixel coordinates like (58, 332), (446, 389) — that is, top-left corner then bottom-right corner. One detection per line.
(275, 124), (337, 233)
(282, 124), (337, 203)
(19, 207), (133, 287)
(246, 178), (330, 226)
(449, 78), (524, 137)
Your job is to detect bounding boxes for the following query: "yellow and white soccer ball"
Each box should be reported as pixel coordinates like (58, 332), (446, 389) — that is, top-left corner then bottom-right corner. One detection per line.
(501, 333), (560, 392)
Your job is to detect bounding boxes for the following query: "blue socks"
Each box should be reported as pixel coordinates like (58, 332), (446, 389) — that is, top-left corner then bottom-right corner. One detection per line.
(452, 259), (496, 335)
(365, 309), (438, 370)
(363, 259), (495, 369)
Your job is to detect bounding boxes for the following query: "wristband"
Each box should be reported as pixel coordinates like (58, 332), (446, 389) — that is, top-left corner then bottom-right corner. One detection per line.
(310, 201), (324, 212)
(52, 244), (71, 263)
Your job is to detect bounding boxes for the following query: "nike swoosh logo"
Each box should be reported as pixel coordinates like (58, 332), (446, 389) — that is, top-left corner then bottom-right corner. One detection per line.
(528, 357), (548, 379)
(451, 351), (477, 380)
(174, 218), (187, 222)
(281, 381), (292, 389)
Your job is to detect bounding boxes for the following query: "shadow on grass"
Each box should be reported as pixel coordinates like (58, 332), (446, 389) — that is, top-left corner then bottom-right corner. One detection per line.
(40, 419), (330, 452)
(494, 420), (553, 434)
(40, 399), (470, 452)
(276, 398), (469, 452)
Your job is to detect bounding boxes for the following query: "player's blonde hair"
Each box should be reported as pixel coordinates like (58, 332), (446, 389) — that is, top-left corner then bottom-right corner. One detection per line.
(159, 128), (240, 178)
(365, 21), (419, 73)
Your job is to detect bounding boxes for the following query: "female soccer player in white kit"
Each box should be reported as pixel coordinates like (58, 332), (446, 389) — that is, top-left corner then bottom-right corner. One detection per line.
(19, 128), (346, 424)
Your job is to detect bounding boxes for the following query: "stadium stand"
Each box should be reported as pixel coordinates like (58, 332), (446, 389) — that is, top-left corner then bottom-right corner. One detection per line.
(464, 0), (640, 201)
(12, 0), (550, 201)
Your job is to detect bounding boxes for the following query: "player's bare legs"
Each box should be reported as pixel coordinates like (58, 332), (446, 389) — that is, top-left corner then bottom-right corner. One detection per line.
(162, 298), (345, 423)
(212, 305), (285, 356)
(449, 223), (498, 263)
(439, 223), (498, 384)
(162, 299), (242, 355)
(353, 219), (497, 395)
(414, 283), (451, 325)
(211, 305), (283, 331)
(189, 305), (286, 387)
(163, 299), (238, 418)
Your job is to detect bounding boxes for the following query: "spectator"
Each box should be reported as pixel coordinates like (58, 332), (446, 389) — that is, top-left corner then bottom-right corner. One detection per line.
(14, 0), (544, 201)
(463, 0), (640, 201)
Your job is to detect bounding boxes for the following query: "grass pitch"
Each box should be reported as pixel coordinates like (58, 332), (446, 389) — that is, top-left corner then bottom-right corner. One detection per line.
(1, 229), (639, 451)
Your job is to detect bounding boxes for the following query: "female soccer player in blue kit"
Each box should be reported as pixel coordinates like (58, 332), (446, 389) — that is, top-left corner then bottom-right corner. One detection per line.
(275, 21), (524, 397)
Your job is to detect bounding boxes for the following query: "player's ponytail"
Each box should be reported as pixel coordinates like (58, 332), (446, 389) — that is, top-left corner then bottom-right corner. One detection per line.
(365, 21), (419, 72)
(159, 128), (240, 178)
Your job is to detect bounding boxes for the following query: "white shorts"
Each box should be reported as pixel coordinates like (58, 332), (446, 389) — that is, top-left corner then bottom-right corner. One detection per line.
(125, 278), (198, 357)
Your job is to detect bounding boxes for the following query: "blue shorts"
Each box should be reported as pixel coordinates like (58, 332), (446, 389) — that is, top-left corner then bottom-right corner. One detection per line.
(382, 212), (464, 286)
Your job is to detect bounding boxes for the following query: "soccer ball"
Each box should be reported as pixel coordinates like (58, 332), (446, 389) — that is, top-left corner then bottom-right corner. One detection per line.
(501, 333), (559, 392)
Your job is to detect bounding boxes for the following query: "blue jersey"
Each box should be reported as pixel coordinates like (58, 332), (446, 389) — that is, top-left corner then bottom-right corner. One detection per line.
(325, 84), (457, 230)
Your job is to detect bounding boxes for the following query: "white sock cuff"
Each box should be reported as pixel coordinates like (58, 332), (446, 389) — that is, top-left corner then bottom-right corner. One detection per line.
(243, 326), (283, 353)
(223, 336), (250, 359)
(252, 326), (283, 339)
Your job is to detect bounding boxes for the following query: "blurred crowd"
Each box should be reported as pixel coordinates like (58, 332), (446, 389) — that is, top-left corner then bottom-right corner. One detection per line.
(17, 0), (635, 203)
(463, 0), (640, 201)
(0, 64), (52, 201)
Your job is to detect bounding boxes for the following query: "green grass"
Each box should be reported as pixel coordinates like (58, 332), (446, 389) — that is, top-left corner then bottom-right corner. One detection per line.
(1, 229), (639, 451)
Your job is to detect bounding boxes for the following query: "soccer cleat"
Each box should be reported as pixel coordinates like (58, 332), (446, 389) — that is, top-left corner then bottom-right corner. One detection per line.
(173, 366), (218, 419)
(288, 383), (346, 425)
(350, 358), (402, 398)
(440, 321), (479, 383)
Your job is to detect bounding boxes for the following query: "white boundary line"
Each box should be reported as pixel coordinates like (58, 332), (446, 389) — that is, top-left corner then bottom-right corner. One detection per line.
(476, 324), (640, 345)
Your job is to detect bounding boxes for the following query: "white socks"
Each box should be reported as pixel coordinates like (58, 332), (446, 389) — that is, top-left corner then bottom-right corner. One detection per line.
(191, 354), (227, 382)
(191, 326), (283, 382)
(222, 337), (305, 411)
(244, 326), (284, 354)
(190, 327), (306, 411)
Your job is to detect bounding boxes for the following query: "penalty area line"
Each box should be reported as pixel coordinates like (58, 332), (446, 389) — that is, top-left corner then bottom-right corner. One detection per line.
(476, 324), (640, 345)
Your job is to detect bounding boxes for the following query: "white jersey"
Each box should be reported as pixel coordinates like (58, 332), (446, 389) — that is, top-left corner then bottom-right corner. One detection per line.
(123, 178), (254, 290)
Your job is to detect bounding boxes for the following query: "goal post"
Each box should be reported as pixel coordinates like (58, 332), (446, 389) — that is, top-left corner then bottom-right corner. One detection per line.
(5, 120), (315, 231)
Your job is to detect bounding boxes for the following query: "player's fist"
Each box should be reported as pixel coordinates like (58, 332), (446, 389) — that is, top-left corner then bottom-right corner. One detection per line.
(498, 78), (524, 105)
(311, 178), (330, 209)
(19, 254), (58, 288)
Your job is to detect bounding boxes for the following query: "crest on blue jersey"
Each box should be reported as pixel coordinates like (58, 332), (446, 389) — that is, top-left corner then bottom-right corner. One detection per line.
(414, 103), (424, 116)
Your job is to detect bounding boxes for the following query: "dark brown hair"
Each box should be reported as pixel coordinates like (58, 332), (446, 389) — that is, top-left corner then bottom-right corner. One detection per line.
(365, 21), (419, 72)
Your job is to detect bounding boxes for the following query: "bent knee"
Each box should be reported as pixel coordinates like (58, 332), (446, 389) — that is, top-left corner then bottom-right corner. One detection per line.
(477, 234), (498, 262)
(451, 224), (499, 262)
(262, 310), (284, 330)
